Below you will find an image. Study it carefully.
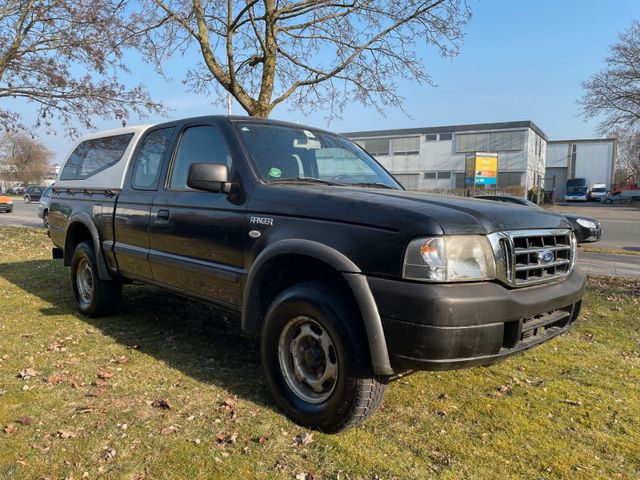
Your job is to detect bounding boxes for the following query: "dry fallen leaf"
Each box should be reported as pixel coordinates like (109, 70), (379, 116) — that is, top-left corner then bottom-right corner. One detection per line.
(150, 399), (171, 410)
(216, 431), (238, 445)
(562, 399), (583, 406)
(4, 424), (18, 434)
(97, 371), (113, 380)
(46, 374), (66, 385)
(15, 416), (32, 426)
(56, 430), (77, 439)
(294, 432), (314, 446)
(17, 368), (38, 380)
(100, 448), (116, 461)
(160, 425), (179, 435)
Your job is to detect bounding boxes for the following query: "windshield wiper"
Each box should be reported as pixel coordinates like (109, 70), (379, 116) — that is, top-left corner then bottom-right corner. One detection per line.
(269, 177), (343, 186)
(349, 182), (396, 189)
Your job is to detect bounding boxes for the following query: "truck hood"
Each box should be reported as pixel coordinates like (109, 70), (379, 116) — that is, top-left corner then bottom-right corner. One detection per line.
(249, 185), (570, 235)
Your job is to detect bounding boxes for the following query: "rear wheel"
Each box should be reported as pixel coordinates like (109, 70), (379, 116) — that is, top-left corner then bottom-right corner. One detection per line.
(71, 241), (122, 317)
(261, 281), (388, 432)
(42, 210), (49, 228)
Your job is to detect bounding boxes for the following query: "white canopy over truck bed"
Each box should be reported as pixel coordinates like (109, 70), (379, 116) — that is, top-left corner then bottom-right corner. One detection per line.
(55, 125), (154, 190)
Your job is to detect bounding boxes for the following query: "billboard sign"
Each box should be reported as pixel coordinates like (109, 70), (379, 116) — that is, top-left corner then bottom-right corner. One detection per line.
(475, 154), (498, 185)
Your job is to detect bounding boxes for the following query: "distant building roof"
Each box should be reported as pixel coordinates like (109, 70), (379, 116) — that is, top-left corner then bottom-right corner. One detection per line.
(343, 120), (548, 141)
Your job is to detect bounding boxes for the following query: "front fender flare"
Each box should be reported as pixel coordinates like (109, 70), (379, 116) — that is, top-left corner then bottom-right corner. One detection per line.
(242, 239), (393, 375)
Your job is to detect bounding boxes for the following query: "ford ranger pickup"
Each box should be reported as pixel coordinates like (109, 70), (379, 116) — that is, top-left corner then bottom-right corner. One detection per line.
(48, 115), (586, 432)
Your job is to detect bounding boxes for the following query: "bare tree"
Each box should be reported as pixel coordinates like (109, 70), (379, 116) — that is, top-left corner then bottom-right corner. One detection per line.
(138, 0), (471, 118)
(0, 1), (164, 136)
(0, 131), (52, 185)
(613, 128), (640, 184)
(580, 21), (640, 134)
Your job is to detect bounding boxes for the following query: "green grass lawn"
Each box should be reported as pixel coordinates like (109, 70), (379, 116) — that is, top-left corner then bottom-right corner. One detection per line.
(1, 227), (639, 479)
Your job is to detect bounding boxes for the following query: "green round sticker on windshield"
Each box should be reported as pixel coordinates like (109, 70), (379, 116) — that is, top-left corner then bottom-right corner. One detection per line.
(269, 167), (282, 178)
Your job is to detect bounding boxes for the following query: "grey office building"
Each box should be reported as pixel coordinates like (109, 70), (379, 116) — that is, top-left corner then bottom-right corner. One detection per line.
(343, 121), (615, 196)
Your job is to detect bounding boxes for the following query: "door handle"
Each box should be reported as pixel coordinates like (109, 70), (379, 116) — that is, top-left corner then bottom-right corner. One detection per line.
(157, 209), (170, 221)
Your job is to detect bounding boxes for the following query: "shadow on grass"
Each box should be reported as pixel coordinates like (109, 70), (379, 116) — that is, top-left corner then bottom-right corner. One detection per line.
(0, 258), (276, 411)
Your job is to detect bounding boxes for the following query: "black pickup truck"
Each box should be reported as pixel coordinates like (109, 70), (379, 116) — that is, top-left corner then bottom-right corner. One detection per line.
(49, 116), (586, 432)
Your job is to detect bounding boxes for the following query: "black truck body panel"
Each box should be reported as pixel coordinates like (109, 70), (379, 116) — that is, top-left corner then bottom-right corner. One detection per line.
(49, 115), (586, 376)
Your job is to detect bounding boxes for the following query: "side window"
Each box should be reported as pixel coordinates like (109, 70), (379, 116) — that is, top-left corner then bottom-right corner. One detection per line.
(168, 126), (232, 190)
(60, 134), (134, 180)
(131, 128), (174, 190)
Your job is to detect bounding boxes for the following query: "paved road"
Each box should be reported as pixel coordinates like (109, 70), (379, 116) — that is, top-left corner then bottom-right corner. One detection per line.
(577, 252), (640, 277)
(549, 203), (640, 252)
(0, 198), (43, 228)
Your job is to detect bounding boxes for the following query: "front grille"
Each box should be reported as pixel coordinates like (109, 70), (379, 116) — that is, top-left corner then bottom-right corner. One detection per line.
(489, 229), (575, 288)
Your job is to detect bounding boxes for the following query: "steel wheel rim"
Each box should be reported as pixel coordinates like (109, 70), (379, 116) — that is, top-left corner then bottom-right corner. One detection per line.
(278, 316), (339, 404)
(76, 257), (94, 305)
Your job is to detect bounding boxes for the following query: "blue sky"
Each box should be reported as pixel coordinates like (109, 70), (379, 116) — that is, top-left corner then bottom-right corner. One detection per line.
(13, 0), (640, 163)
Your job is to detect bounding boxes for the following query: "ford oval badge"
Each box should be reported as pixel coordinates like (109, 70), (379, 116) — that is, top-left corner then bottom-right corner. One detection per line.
(538, 249), (555, 265)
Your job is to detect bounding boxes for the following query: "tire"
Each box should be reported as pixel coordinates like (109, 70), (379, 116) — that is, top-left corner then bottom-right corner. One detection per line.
(604, 198), (612, 204)
(70, 241), (122, 317)
(261, 281), (388, 432)
(24, 196), (30, 203)
(42, 210), (49, 228)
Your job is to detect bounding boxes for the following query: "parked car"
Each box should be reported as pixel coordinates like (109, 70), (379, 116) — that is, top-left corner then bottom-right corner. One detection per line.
(49, 117), (585, 432)
(0, 195), (14, 213)
(603, 191), (626, 204)
(7, 186), (24, 195)
(475, 195), (602, 243)
(24, 186), (44, 203)
(589, 184), (608, 202)
(37, 186), (53, 227)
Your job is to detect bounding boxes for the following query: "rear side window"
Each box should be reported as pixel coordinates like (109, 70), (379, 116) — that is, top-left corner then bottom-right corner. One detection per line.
(131, 128), (174, 190)
(60, 134), (134, 181)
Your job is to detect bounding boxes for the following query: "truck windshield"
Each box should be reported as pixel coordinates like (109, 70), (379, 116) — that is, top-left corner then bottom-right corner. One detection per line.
(236, 123), (401, 189)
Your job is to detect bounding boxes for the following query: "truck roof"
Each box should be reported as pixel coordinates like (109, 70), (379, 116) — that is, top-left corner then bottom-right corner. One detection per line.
(56, 124), (155, 190)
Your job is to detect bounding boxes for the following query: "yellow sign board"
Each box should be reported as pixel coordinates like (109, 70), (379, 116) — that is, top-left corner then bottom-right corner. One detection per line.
(475, 155), (498, 185)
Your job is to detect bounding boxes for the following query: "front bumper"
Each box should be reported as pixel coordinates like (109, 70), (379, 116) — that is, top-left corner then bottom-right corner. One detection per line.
(0, 204), (13, 212)
(368, 269), (586, 371)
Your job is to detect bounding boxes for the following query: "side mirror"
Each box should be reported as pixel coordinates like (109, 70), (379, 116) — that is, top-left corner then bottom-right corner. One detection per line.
(187, 163), (236, 193)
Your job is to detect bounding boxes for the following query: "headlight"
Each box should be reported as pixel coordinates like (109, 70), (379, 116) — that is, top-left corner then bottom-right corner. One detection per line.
(6, 200), (12, 204)
(403, 235), (496, 282)
(576, 218), (597, 229)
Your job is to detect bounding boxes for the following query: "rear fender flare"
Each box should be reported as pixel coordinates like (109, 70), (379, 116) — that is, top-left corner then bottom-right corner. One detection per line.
(64, 214), (112, 281)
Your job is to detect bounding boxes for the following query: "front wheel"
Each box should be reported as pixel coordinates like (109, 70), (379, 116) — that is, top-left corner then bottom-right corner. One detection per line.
(24, 196), (30, 203)
(261, 282), (388, 432)
(71, 241), (122, 317)
(42, 210), (49, 228)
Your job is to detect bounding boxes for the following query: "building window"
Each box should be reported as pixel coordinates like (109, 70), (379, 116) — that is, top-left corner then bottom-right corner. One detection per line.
(497, 171), (523, 187)
(360, 138), (390, 156)
(392, 136), (420, 155)
(393, 173), (420, 190)
(437, 171), (451, 179)
(439, 133), (453, 141)
(455, 130), (525, 153)
(424, 171), (437, 179)
(425, 134), (438, 141)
